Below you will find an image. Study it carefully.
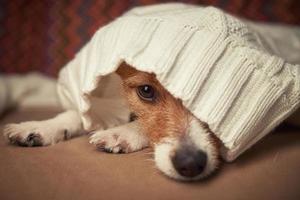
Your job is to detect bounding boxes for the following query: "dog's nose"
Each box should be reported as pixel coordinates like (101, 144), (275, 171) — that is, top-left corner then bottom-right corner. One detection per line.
(171, 148), (207, 178)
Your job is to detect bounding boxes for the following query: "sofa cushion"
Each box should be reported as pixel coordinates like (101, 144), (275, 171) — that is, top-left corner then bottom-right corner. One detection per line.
(0, 107), (299, 200)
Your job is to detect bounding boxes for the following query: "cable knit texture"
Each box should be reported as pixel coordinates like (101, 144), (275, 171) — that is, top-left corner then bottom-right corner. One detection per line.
(57, 3), (300, 161)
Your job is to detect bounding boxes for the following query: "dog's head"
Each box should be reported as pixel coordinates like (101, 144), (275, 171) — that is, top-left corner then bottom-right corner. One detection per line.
(116, 63), (221, 181)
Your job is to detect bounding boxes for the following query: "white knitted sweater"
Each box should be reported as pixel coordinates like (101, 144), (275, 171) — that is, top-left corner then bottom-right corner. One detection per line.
(57, 3), (300, 161)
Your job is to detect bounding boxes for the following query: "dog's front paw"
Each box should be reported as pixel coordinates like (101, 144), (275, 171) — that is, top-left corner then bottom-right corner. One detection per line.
(3, 123), (45, 147)
(89, 131), (132, 153)
(3, 121), (69, 147)
(89, 122), (149, 154)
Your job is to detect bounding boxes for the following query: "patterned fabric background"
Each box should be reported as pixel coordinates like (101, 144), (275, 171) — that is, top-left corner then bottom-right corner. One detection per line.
(0, 0), (300, 77)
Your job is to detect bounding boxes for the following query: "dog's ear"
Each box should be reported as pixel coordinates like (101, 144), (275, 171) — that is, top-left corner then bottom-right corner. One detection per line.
(116, 62), (138, 80)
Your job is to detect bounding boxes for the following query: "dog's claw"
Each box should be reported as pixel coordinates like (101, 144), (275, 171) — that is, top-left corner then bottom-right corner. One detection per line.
(103, 148), (113, 153)
(95, 140), (119, 153)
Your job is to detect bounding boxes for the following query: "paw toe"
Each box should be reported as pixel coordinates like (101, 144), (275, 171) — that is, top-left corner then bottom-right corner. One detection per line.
(95, 140), (106, 150)
(12, 132), (43, 147)
(89, 131), (133, 154)
(3, 124), (16, 138)
(103, 147), (114, 153)
(103, 146), (123, 154)
(93, 139), (125, 154)
(25, 133), (43, 147)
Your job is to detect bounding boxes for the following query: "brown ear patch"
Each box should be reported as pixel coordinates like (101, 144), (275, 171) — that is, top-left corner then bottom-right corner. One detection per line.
(116, 62), (139, 80)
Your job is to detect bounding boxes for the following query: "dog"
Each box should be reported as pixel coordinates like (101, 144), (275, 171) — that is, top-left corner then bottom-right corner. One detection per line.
(3, 62), (221, 181)
(2, 2), (300, 181)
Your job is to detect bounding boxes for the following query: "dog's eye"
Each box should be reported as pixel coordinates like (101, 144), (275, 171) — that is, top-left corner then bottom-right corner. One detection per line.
(137, 85), (156, 102)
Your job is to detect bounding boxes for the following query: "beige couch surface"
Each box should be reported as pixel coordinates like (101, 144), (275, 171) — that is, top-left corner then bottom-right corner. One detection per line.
(0, 107), (299, 200)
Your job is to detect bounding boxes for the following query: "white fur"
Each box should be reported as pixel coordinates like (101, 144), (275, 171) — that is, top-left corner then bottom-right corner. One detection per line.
(89, 121), (149, 153)
(154, 117), (218, 181)
(154, 138), (184, 179)
(187, 118), (219, 177)
(3, 110), (83, 146)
